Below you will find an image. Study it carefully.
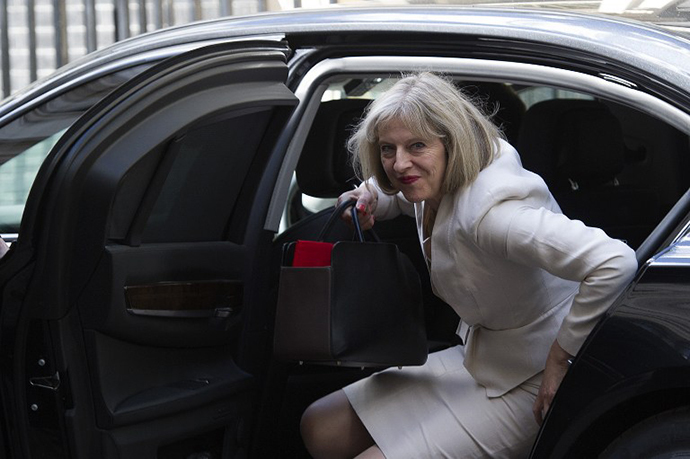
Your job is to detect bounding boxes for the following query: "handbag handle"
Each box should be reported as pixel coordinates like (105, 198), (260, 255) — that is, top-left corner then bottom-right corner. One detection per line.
(350, 204), (365, 242)
(318, 199), (380, 242)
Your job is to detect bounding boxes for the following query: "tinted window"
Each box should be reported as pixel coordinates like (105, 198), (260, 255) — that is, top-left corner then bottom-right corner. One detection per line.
(0, 64), (152, 235)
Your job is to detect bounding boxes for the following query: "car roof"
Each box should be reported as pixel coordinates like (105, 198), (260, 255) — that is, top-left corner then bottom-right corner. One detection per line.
(2, 6), (690, 120)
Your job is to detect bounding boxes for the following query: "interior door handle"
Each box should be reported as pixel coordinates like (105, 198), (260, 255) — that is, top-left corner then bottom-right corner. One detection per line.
(214, 307), (236, 319)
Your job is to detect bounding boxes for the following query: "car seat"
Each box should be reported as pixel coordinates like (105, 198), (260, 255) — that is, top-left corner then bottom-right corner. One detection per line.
(517, 99), (659, 248)
(459, 81), (526, 146)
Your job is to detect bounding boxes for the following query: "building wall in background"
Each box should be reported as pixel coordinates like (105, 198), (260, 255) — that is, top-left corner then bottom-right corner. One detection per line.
(0, 0), (329, 99)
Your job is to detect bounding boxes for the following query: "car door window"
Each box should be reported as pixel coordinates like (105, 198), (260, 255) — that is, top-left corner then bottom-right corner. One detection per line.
(0, 64), (152, 237)
(0, 130), (63, 232)
(280, 78), (554, 233)
(516, 86), (594, 108)
(281, 75), (689, 251)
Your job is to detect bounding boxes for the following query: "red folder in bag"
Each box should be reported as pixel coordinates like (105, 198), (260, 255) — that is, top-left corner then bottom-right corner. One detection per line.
(291, 240), (335, 267)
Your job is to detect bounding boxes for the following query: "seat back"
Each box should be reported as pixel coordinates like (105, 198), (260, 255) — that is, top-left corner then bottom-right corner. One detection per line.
(296, 99), (371, 198)
(518, 99), (658, 248)
(460, 82), (526, 146)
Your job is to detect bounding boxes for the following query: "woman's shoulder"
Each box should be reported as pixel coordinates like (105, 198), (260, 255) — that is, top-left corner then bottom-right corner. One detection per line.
(446, 139), (554, 233)
(482, 139), (537, 186)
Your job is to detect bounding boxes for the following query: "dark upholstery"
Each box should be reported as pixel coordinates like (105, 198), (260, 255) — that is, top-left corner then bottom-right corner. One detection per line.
(461, 82), (526, 146)
(296, 99), (371, 198)
(518, 99), (659, 248)
(556, 104), (626, 188)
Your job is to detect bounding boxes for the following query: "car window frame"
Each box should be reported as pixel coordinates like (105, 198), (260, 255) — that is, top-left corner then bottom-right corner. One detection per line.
(269, 55), (690, 259)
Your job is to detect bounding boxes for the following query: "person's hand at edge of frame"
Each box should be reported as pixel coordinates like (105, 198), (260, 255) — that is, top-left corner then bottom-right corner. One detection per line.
(0, 237), (9, 259)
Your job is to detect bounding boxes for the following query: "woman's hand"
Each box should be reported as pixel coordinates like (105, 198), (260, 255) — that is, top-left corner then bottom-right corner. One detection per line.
(533, 340), (573, 425)
(336, 184), (378, 231)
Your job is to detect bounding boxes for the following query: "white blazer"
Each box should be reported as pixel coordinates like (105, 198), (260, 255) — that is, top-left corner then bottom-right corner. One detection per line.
(369, 139), (638, 396)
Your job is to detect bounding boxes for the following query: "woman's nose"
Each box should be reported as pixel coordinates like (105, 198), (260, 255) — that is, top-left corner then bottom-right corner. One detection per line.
(393, 149), (411, 172)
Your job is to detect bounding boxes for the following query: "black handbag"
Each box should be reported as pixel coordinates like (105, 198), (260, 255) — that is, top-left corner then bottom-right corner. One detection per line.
(273, 200), (427, 367)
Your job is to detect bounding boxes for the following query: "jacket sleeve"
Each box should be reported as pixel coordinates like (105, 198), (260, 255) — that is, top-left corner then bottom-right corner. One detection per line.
(359, 179), (415, 220)
(476, 200), (638, 356)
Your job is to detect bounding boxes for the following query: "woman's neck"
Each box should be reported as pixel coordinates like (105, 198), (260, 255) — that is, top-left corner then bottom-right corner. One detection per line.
(425, 195), (443, 213)
(423, 196), (442, 238)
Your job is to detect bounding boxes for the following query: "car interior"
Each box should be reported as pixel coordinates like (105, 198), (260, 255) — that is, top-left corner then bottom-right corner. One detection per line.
(264, 76), (690, 458)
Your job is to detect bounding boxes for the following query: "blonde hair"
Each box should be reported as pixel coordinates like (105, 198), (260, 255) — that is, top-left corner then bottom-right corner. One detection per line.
(349, 72), (503, 195)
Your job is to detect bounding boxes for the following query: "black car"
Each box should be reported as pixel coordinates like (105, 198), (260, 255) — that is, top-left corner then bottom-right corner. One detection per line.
(0, 6), (689, 459)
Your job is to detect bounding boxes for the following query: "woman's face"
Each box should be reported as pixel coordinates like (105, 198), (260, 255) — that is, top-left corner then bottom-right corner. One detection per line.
(378, 118), (447, 206)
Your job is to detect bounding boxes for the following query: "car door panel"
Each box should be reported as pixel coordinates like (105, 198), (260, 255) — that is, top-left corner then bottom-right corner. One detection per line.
(79, 240), (247, 347)
(79, 244), (252, 429)
(3, 41), (298, 459)
(83, 329), (251, 427)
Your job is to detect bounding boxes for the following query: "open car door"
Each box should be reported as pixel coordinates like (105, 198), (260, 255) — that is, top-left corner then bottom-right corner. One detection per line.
(0, 39), (298, 459)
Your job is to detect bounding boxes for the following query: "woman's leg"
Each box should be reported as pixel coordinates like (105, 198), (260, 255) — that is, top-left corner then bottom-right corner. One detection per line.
(301, 389), (376, 459)
(355, 445), (386, 459)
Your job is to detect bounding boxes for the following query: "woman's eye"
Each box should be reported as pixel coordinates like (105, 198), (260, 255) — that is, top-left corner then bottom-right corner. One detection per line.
(412, 142), (426, 149)
(380, 145), (395, 156)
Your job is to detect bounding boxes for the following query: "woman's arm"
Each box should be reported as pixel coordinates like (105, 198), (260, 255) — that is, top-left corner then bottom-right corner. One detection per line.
(478, 201), (638, 424)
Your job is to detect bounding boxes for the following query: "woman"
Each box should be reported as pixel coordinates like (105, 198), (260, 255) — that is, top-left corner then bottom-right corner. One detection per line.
(300, 72), (637, 458)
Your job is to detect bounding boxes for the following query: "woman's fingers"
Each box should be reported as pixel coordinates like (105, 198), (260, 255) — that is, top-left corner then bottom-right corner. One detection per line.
(357, 211), (375, 231)
(337, 187), (377, 229)
(533, 341), (572, 425)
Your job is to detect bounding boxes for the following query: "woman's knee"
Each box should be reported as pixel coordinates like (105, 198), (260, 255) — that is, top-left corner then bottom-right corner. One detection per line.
(300, 397), (328, 448)
(300, 391), (347, 454)
(300, 390), (373, 459)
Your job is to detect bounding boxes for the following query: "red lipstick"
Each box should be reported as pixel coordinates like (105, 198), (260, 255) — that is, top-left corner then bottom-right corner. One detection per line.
(399, 176), (419, 185)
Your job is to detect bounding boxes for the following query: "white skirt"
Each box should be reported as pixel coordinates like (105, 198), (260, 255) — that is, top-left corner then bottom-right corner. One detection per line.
(343, 345), (542, 459)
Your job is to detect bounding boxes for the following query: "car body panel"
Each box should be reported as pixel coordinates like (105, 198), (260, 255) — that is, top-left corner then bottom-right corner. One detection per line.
(533, 230), (690, 457)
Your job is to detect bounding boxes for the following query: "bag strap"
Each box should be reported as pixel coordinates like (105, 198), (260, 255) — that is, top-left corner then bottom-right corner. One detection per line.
(318, 200), (359, 241)
(318, 199), (381, 243)
(350, 204), (365, 242)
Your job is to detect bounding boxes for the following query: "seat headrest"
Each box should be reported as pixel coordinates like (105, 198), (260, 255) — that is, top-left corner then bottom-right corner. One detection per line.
(296, 99), (371, 198)
(460, 82), (526, 146)
(518, 99), (625, 190)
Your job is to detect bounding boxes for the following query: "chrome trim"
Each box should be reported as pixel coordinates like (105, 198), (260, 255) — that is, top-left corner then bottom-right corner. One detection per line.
(0, 233), (16, 247)
(671, 217), (690, 247)
(265, 55), (690, 232)
(599, 73), (638, 89)
(649, 234), (690, 267)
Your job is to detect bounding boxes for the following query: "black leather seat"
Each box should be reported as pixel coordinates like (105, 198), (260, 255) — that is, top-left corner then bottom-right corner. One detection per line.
(518, 99), (659, 248)
(296, 98), (370, 199)
(460, 82), (526, 146)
